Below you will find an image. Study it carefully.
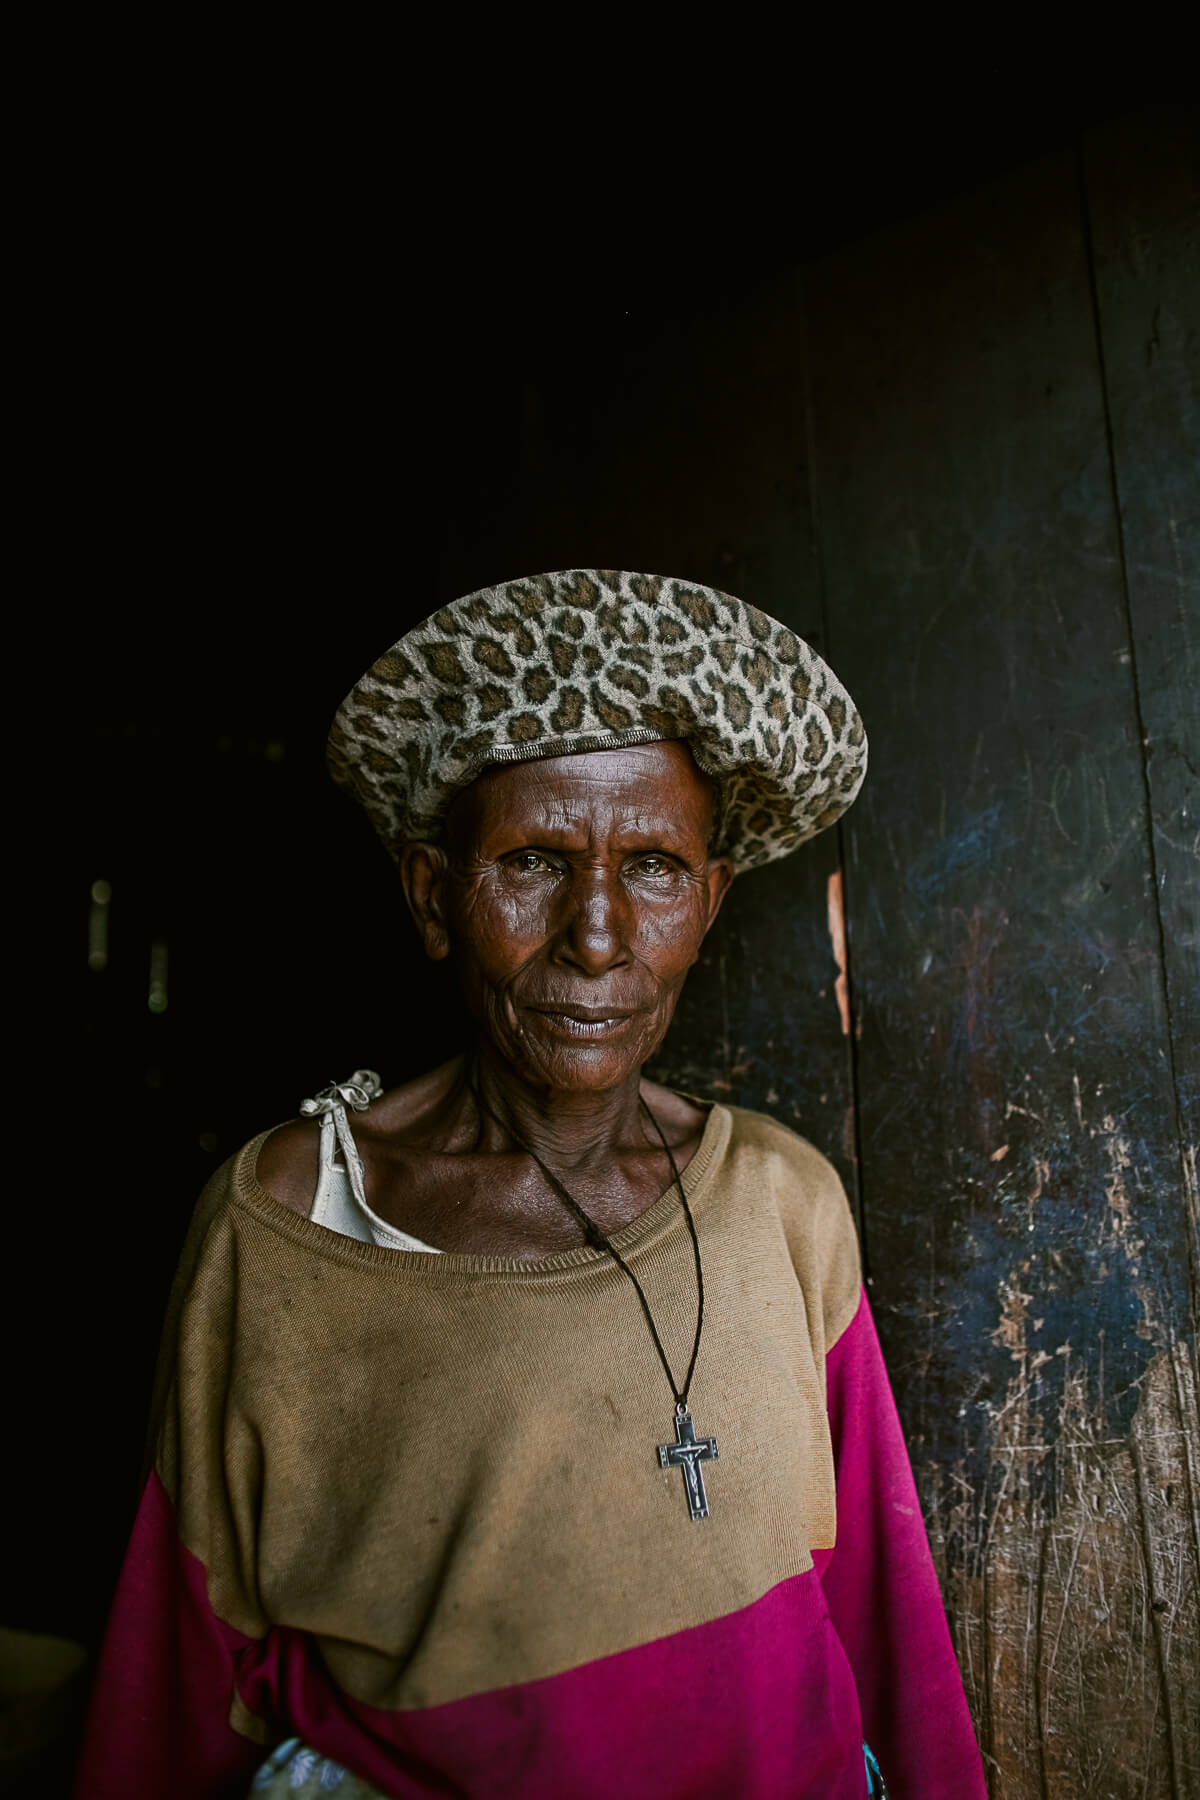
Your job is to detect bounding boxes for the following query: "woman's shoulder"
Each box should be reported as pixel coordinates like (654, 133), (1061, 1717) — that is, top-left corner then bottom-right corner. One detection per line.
(721, 1098), (845, 1182)
(720, 1100), (858, 1237)
(253, 1060), (465, 1214)
(254, 1116), (321, 1214)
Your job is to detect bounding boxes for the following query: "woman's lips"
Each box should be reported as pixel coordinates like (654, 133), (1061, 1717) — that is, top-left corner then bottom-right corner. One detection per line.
(527, 1006), (638, 1038)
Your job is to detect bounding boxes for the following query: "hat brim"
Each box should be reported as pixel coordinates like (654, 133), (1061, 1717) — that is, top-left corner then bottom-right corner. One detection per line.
(328, 570), (867, 872)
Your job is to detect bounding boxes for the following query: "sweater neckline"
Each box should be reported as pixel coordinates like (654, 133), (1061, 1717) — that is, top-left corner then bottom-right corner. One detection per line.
(233, 1100), (733, 1284)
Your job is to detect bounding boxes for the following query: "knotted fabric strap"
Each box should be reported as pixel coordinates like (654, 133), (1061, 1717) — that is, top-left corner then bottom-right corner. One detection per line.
(298, 1070), (383, 1212)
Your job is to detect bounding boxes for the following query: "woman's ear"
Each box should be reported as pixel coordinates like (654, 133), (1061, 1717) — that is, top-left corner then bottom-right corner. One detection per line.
(399, 842), (453, 962)
(703, 856), (735, 932)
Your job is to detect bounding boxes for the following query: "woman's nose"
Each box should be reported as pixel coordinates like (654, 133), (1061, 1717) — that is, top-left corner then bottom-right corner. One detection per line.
(555, 870), (631, 973)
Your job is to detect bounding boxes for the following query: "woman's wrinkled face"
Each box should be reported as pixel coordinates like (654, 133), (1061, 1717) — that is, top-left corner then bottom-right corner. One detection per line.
(402, 742), (734, 1094)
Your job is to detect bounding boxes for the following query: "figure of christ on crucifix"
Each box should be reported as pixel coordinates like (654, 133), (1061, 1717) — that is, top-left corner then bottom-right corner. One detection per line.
(658, 1406), (719, 1520)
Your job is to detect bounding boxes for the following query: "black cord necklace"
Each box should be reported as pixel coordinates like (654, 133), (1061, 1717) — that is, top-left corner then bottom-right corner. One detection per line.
(471, 1072), (719, 1521)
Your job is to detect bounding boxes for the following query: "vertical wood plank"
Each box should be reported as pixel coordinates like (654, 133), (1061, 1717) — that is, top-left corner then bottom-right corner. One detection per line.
(807, 139), (1199, 1797)
(1084, 103), (1200, 1284)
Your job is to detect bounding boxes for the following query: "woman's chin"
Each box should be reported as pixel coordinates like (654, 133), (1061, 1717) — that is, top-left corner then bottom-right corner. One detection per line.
(527, 1045), (643, 1094)
(492, 1021), (654, 1095)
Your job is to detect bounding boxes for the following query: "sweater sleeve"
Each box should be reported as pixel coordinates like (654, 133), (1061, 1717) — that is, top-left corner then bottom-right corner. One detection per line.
(72, 1472), (268, 1800)
(820, 1290), (986, 1800)
(74, 1154), (275, 1800)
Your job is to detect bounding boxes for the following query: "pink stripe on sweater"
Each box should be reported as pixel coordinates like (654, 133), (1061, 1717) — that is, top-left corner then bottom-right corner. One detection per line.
(77, 1474), (868, 1800)
(820, 1291), (986, 1798)
(73, 1473), (262, 1800)
(239, 1566), (868, 1799)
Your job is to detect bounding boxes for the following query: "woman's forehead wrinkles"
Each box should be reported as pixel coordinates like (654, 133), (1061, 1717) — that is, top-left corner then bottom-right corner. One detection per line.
(479, 784), (698, 848)
(468, 744), (713, 848)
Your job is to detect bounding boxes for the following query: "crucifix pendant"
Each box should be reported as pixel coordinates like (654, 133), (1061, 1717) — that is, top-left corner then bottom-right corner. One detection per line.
(658, 1404), (718, 1520)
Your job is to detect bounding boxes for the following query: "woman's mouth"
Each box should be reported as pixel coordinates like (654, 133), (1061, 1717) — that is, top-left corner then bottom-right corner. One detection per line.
(528, 1006), (637, 1038)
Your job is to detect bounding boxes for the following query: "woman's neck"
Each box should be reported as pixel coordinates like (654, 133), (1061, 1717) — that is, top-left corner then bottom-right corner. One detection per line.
(465, 1040), (650, 1171)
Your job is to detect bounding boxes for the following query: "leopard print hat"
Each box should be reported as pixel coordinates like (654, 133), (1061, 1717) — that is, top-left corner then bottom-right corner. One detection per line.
(327, 570), (867, 872)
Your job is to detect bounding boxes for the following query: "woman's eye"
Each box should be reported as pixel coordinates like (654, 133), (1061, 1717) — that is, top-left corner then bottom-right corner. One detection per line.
(507, 852), (553, 874)
(633, 854), (674, 877)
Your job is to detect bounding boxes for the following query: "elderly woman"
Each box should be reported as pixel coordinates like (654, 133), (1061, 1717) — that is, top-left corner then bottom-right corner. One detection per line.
(76, 573), (984, 1800)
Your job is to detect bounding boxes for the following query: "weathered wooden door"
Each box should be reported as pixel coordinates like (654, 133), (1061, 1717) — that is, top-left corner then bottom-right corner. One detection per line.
(802, 111), (1199, 1798)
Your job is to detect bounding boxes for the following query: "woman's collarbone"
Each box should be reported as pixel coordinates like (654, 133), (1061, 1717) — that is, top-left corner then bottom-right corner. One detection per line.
(361, 1141), (680, 1256)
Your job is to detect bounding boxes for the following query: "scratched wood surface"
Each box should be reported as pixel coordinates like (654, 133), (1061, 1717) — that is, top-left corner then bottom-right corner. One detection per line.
(806, 123), (1199, 1797)
(1085, 107), (1199, 1284)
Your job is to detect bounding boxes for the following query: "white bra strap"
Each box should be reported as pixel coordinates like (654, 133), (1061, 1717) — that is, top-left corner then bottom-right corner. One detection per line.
(329, 1099), (369, 1209)
(300, 1070), (382, 1214)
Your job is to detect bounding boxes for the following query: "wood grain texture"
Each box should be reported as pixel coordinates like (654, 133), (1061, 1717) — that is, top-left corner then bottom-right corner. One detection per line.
(1085, 104), (1199, 1305)
(805, 138), (1199, 1797)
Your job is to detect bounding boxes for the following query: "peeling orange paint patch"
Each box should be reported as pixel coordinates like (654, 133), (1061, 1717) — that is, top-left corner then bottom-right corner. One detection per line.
(826, 870), (851, 1037)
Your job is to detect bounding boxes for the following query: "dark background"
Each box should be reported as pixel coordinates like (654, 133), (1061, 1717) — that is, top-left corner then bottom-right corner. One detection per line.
(19, 100), (1199, 1797)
